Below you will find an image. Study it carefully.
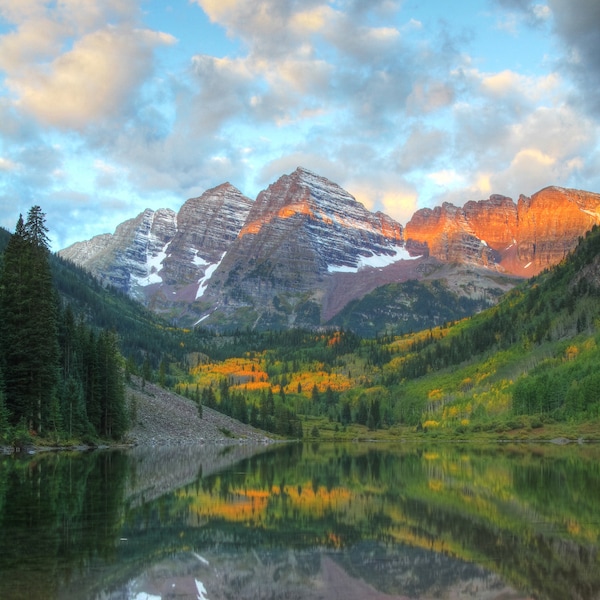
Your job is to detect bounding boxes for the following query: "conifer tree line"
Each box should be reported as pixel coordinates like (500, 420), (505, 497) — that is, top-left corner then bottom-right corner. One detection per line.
(0, 207), (127, 442)
(191, 379), (304, 438)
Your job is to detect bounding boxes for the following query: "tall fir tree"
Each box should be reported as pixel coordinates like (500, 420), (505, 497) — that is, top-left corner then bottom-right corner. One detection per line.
(0, 371), (9, 438)
(0, 207), (59, 433)
(96, 330), (127, 439)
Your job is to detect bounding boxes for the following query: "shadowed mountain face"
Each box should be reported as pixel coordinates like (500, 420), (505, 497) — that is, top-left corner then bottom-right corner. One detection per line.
(59, 167), (600, 331)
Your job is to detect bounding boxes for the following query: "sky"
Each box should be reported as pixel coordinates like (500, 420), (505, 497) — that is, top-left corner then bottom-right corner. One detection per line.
(1, 0), (599, 251)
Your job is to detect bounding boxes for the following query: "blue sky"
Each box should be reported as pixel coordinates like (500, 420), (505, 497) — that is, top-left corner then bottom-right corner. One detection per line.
(1, 0), (599, 250)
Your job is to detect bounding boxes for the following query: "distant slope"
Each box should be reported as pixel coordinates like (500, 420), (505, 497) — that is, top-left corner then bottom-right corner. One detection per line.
(51, 252), (188, 366)
(328, 270), (514, 336)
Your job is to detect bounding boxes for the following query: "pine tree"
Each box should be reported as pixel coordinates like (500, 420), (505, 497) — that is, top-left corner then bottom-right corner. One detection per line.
(96, 330), (127, 439)
(62, 376), (88, 438)
(367, 398), (381, 430)
(0, 372), (10, 438)
(356, 398), (368, 425)
(158, 359), (168, 387)
(83, 329), (102, 433)
(341, 401), (352, 425)
(0, 208), (59, 433)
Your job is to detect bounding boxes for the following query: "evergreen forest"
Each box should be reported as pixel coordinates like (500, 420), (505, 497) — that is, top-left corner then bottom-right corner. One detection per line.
(1, 209), (600, 446)
(0, 208), (127, 446)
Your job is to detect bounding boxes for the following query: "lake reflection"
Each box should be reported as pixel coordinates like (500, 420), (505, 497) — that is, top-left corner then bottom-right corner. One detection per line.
(0, 442), (599, 600)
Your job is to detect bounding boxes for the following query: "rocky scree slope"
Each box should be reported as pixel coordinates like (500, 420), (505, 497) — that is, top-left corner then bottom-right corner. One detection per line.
(126, 376), (272, 447)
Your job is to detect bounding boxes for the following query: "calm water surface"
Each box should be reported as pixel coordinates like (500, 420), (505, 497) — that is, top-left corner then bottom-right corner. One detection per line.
(0, 442), (599, 600)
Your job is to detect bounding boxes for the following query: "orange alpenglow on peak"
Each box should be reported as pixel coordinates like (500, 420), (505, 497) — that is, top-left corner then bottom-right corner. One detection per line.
(405, 186), (600, 276)
(239, 200), (316, 237)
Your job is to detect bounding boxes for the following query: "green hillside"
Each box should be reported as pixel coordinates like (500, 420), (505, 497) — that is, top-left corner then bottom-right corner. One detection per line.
(382, 225), (600, 434)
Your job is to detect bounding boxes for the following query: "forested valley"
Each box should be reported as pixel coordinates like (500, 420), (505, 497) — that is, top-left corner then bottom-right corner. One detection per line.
(1, 209), (600, 447)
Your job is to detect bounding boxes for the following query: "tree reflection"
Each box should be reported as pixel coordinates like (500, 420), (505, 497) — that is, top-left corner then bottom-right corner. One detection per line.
(1, 444), (599, 600)
(0, 451), (128, 600)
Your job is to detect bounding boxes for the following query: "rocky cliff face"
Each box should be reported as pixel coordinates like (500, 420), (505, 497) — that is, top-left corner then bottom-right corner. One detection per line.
(405, 186), (600, 276)
(60, 184), (252, 307)
(404, 201), (502, 267)
(235, 168), (404, 273)
(160, 183), (253, 286)
(514, 186), (600, 273)
(59, 169), (600, 331)
(60, 208), (178, 295)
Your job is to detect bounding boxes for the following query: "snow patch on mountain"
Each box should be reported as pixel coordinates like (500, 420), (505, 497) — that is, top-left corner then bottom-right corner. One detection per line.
(196, 252), (226, 299)
(328, 244), (419, 273)
(131, 240), (172, 286)
(193, 252), (209, 268)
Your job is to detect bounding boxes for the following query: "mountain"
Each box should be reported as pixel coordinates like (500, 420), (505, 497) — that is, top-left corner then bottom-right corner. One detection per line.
(59, 168), (600, 333)
(404, 186), (600, 276)
(60, 183), (253, 319)
(195, 167), (409, 329)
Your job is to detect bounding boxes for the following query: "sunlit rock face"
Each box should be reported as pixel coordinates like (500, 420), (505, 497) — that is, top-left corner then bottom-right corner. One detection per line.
(405, 202), (503, 267)
(405, 187), (600, 277)
(236, 167), (404, 274)
(464, 194), (518, 252)
(515, 187), (600, 273)
(213, 167), (404, 281)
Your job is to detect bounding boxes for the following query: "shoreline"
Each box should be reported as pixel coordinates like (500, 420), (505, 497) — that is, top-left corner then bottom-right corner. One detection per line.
(2, 431), (596, 457)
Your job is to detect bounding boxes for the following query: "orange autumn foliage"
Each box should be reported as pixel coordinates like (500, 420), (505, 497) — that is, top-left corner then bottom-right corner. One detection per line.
(231, 381), (271, 392)
(190, 357), (268, 385)
(179, 483), (353, 525)
(286, 371), (352, 396)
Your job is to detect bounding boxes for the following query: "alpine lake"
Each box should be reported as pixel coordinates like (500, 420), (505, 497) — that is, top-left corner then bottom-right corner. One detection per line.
(1, 441), (599, 600)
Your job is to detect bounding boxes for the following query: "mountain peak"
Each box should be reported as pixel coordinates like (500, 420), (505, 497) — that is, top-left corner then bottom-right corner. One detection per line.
(291, 165), (329, 185)
(293, 165), (317, 176)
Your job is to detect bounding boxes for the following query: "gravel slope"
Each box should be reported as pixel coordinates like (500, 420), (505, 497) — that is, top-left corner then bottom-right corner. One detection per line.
(125, 376), (273, 446)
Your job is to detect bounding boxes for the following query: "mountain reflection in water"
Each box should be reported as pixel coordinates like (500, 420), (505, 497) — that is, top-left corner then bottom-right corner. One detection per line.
(0, 442), (598, 600)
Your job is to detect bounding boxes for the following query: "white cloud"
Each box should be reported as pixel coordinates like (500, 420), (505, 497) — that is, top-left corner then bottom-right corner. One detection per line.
(289, 5), (333, 34)
(0, 0), (175, 133)
(406, 79), (455, 114)
(394, 126), (449, 173)
(532, 4), (552, 21)
(486, 105), (597, 193)
(194, 0), (332, 58)
(0, 157), (18, 171)
(428, 169), (464, 187)
(348, 176), (418, 225)
(437, 101), (598, 205)
(481, 69), (559, 100)
(2, 0), (600, 253)
(0, 17), (66, 72)
(6, 26), (175, 129)
(0, 0), (48, 23)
